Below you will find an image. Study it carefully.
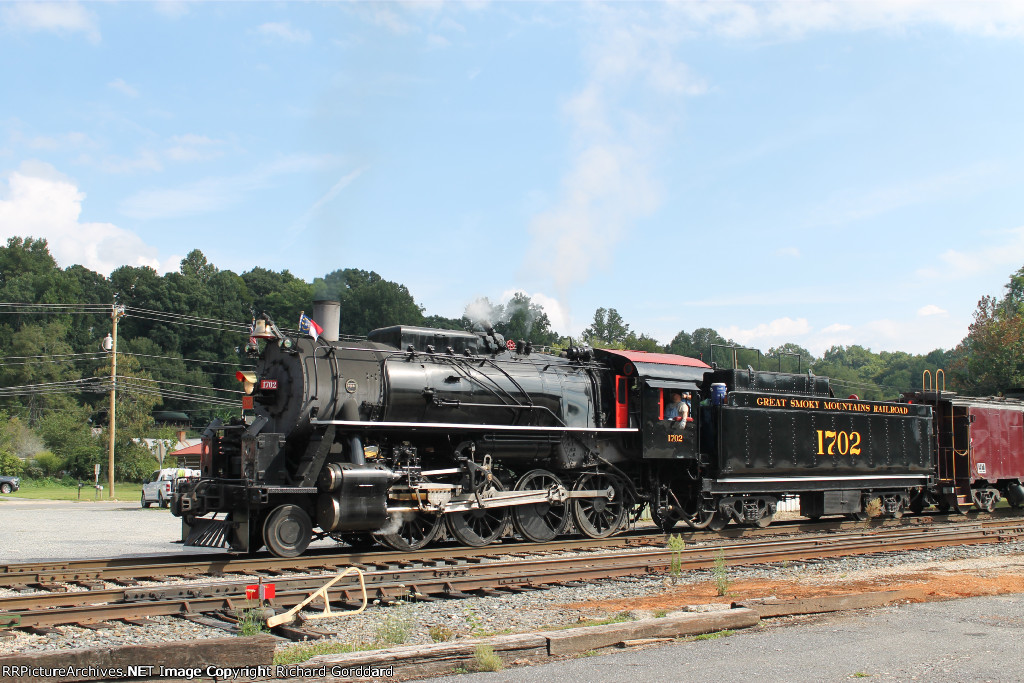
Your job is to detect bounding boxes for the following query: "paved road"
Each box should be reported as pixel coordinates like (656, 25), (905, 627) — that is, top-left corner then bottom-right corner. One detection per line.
(0, 497), (338, 563)
(426, 594), (1024, 683)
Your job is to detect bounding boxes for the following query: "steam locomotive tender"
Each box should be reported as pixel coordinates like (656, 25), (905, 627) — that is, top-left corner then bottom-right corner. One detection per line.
(173, 301), (977, 558)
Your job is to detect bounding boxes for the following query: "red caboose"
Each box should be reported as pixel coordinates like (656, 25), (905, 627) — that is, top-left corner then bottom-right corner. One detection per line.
(905, 374), (1024, 512)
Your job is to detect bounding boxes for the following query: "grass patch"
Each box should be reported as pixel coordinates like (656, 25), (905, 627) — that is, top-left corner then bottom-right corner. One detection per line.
(688, 629), (735, 642)
(235, 608), (270, 636)
(428, 624), (455, 642)
(375, 607), (414, 646)
(654, 609), (668, 618)
(471, 644), (503, 672)
(852, 673), (872, 679)
(274, 641), (359, 667)
(0, 479), (143, 502)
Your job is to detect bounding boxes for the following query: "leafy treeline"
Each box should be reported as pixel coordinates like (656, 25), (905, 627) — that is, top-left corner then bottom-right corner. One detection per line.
(0, 236), (1018, 480)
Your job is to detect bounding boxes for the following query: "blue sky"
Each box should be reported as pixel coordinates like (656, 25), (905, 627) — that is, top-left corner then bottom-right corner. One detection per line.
(2, 2), (1024, 356)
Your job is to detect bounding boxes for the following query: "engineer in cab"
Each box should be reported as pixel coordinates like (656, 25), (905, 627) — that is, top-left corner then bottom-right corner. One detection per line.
(665, 391), (691, 432)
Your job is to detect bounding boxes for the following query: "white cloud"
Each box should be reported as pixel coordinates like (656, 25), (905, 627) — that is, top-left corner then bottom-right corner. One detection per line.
(108, 78), (139, 98)
(918, 304), (947, 317)
(256, 22), (312, 43)
(669, 1), (1024, 40)
(916, 226), (1024, 280)
(426, 33), (450, 48)
(119, 154), (337, 220)
(0, 163), (179, 275)
(285, 166), (367, 242)
(526, 6), (705, 295)
(721, 317), (813, 348)
(165, 134), (226, 162)
(775, 246), (800, 258)
(2, 1), (100, 43)
(367, 7), (417, 35)
(152, 2), (190, 20)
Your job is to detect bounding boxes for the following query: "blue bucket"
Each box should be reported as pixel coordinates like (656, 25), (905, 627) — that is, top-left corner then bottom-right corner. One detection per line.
(711, 383), (728, 406)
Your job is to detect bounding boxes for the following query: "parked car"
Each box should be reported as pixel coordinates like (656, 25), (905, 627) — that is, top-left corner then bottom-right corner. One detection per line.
(0, 476), (19, 494)
(141, 468), (198, 508)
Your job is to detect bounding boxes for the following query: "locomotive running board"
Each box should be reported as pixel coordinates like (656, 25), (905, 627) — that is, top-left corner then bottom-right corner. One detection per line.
(311, 418), (638, 433)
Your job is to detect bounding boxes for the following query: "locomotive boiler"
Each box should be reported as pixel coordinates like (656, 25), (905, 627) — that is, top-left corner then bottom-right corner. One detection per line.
(174, 300), (1018, 558)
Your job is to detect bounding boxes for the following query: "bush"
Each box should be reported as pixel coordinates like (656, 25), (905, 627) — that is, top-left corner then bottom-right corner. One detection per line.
(32, 450), (64, 477)
(0, 451), (25, 477)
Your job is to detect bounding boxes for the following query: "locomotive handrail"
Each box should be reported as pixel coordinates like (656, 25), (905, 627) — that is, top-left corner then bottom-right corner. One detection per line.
(432, 399), (567, 427)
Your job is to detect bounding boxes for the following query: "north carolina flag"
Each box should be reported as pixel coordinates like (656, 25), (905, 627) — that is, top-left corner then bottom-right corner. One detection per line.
(298, 313), (323, 341)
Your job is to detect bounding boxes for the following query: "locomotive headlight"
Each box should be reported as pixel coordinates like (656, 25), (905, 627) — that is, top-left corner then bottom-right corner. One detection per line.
(236, 370), (258, 395)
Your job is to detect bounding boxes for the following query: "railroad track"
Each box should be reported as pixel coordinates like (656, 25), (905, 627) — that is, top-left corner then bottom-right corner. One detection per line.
(2, 511), (1009, 589)
(2, 518), (1021, 635)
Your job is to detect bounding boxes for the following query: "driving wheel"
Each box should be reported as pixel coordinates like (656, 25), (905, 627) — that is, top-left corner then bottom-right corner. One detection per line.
(448, 477), (511, 547)
(571, 472), (627, 539)
(512, 469), (569, 543)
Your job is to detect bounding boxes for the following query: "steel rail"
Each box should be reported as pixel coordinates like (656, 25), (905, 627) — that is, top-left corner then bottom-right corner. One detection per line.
(2, 521), (1021, 629)
(5, 511), (1016, 587)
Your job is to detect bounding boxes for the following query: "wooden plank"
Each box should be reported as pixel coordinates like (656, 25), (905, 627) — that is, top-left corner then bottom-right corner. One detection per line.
(300, 633), (547, 680)
(0, 634), (278, 683)
(733, 589), (926, 618)
(541, 608), (760, 656)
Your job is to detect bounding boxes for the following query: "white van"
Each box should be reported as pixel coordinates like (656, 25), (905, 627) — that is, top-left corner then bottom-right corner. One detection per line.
(141, 468), (199, 508)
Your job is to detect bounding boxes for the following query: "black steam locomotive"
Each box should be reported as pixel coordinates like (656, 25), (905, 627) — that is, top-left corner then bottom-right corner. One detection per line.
(171, 301), (1012, 558)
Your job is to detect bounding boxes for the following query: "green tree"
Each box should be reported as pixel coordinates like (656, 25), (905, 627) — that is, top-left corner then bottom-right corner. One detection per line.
(583, 308), (630, 347)
(312, 269), (425, 335)
(36, 406), (101, 479)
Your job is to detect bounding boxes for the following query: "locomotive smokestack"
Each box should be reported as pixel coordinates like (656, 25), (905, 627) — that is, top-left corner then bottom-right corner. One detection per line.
(313, 299), (341, 342)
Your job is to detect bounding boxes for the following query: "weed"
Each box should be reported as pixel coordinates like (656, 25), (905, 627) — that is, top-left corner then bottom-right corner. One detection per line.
(463, 607), (484, 635)
(428, 624), (455, 642)
(690, 629), (735, 641)
(375, 607), (414, 646)
(452, 667), (469, 675)
(577, 649), (601, 658)
(274, 641), (357, 666)
(852, 673), (872, 679)
(654, 609), (668, 618)
(234, 608), (269, 636)
(712, 550), (731, 596)
(472, 644), (504, 672)
(864, 497), (883, 518)
(667, 534), (686, 580)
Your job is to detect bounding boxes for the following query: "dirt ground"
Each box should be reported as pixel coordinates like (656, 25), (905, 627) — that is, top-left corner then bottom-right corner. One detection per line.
(560, 552), (1024, 613)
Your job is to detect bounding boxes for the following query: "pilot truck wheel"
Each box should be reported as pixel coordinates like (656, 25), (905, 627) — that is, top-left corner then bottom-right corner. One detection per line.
(262, 504), (312, 558)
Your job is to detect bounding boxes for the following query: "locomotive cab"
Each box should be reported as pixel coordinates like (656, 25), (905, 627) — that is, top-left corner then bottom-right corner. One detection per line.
(592, 349), (710, 460)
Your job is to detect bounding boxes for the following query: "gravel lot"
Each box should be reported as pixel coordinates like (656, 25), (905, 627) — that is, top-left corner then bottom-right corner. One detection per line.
(2, 496), (1024, 677)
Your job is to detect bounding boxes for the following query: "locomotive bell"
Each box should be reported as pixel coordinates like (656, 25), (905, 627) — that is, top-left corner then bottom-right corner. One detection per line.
(252, 319), (276, 339)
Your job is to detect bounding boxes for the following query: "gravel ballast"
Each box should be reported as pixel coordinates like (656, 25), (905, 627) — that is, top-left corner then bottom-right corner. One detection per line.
(2, 497), (1023, 663)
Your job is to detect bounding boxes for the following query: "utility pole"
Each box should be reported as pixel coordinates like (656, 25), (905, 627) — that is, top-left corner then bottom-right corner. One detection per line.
(105, 304), (125, 499)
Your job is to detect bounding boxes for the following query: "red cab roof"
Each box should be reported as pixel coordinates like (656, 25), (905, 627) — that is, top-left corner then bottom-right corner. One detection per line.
(600, 349), (711, 369)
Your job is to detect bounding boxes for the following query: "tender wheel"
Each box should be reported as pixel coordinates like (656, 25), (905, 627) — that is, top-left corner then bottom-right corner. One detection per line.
(141, 492), (151, 508)
(0, 483), (12, 494)
(571, 473), (627, 539)
(707, 511), (728, 531)
(378, 512), (443, 551)
(262, 504), (313, 558)
(512, 469), (569, 543)
(448, 477), (511, 547)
